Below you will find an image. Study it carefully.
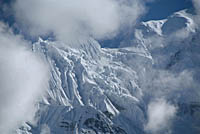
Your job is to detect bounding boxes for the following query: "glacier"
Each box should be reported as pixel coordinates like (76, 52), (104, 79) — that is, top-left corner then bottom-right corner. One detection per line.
(17, 9), (200, 134)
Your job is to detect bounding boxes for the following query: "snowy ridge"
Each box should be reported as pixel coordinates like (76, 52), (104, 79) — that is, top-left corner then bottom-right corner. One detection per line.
(17, 10), (200, 134)
(28, 37), (150, 134)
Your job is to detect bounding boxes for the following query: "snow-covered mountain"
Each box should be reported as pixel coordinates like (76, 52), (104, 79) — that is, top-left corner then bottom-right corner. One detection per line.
(17, 9), (200, 134)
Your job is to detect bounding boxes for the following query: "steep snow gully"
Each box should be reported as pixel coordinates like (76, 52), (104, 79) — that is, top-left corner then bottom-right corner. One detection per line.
(17, 10), (200, 134)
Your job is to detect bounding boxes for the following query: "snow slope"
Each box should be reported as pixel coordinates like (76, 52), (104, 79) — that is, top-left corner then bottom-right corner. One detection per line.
(17, 10), (200, 134)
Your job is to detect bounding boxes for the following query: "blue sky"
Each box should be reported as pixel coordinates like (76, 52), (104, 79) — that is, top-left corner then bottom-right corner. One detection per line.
(143, 0), (193, 21)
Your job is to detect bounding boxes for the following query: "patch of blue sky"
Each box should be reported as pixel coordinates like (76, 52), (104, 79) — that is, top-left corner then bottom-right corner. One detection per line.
(143, 0), (193, 21)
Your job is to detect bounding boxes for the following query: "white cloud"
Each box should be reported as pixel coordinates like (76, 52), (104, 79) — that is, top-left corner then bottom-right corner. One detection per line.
(14, 0), (145, 44)
(0, 22), (49, 133)
(145, 98), (177, 134)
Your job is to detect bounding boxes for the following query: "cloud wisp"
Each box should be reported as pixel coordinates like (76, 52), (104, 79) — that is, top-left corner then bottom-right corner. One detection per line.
(0, 22), (49, 133)
(145, 98), (177, 134)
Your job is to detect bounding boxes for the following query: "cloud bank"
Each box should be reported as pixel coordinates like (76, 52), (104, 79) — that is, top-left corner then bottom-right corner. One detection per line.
(0, 22), (49, 133)
(14, 0), (145, 44)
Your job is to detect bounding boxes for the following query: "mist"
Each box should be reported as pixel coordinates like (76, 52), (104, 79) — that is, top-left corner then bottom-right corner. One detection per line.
(0, 22), (49, 133)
